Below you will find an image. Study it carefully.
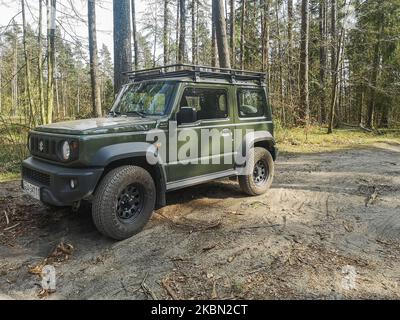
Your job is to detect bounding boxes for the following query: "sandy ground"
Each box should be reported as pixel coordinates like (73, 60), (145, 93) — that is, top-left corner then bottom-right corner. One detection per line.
(0, 142), (399, 300)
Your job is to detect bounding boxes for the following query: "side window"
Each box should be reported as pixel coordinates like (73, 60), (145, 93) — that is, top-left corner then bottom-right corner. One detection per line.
(237, 89), (265, 118)
(180, 88), (228, 120)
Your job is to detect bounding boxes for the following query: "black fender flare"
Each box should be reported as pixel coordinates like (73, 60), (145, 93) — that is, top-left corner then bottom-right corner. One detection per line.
(91, 142), (167, 207)
(235, 131), (277, 166)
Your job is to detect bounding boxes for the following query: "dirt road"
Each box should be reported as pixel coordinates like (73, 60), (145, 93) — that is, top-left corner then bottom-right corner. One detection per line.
(0, 142), (399, 299)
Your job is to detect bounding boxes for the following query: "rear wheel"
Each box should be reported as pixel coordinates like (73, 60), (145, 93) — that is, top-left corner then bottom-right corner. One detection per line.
(239, 147), (274, 196)
(92, 165), (156, 240)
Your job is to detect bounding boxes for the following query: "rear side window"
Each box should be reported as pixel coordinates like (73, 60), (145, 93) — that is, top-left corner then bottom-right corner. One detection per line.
(237, 88), (265, 118)
(180, 87), (228, 120)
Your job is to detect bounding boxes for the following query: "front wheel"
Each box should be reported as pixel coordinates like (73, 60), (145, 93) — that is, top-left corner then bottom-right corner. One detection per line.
(238, 147), (274, 196)
(92, 165), (156, 240)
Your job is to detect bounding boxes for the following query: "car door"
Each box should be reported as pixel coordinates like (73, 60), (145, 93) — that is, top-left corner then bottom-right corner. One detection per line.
(166, 84), (235, 183)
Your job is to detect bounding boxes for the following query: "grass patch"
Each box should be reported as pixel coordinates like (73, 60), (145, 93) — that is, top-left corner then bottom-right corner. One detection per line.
(0, 141), (25, 182)
(0, 133), (28, 182)
(276, 126), (400, 154)
(0, 172), (20, 182)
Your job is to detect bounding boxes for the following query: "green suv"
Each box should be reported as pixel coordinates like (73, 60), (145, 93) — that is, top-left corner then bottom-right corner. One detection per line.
(22, 65), (278, 240)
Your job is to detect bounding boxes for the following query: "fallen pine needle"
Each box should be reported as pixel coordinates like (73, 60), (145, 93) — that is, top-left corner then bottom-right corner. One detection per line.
(3, 223), (20, 231)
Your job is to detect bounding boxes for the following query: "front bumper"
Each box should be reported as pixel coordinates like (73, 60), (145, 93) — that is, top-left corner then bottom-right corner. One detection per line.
(21, 157), (103, 206)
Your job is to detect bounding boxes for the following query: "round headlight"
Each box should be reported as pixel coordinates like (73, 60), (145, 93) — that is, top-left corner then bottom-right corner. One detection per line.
(62, 141), (71, 160)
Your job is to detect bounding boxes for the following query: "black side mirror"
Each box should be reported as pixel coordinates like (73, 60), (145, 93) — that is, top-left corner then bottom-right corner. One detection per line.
(177, 107), (197, 125)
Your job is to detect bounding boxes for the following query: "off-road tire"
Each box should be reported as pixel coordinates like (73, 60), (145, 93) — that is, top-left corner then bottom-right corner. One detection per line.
(92, 165), (156, 240)
(238, 147), (274, 196)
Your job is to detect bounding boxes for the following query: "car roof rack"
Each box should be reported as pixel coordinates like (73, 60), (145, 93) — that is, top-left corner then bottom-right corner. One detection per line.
(123, 64), (266, 85)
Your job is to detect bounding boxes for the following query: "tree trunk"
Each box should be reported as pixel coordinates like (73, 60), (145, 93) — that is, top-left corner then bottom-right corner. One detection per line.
(319, 0), (327, 123)
(287, 0), (293, 66)
(77, 77), (80, 115)
(229, 0), (235, 68)
(211, 2), (218, 67)
(366, 23), (383, 129)
(55, 56), (60, 118)
(211, 24), (218, 67)
(261, 0), (270, 90)
(239, 0), (246, 70)
(299, 0), (309, 125)
(163, 0), (169, 65)
(21, 0), (36, 126)
(46, 0), (56, 124)
(178, 0), (186, 64)
(191, 0), (197, 64)
(176, 0), (180, 63)
(212, 0), (231, 68)
(331, 0), (336, 83)
(113, 0), (132, 94)
(38, 0), (45, 124)
(287, 0), (293, 99)
(328, 29), (343, 134)
(358, 89), (364, 126)
(131, 0), (139, 70)
(153, 23), (157, 67)
(275, 0), (284, 123)
(88, 0), (102, 117)
(12, 27), (18, 117)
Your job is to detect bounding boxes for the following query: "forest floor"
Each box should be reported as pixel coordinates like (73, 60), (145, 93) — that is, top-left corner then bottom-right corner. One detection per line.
(0, 129), (400, 299)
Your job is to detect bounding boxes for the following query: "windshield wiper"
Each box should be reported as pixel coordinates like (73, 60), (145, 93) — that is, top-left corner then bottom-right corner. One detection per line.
(125, 111), (146, 118)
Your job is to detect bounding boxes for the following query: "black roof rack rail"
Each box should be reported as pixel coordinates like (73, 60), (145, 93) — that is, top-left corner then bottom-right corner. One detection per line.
(123, 64), (266, 85)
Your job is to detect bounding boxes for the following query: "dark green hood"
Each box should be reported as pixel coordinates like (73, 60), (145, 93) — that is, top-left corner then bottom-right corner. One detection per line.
(34, 117), (157, 135)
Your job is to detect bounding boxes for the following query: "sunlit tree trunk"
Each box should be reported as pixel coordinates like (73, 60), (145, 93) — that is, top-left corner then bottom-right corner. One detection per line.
(176, 0), (180, 63)
(46, 0), (56, 124)
(12, 29), (18, 117)
(113, 0), (132, 94)
(21, 0), (36, 126)
(163, 0), (169, 65)
(261, 0), (270, 90)
(191, 0), (197, 64)
(299, 0), (309, 125)
(88, 0), (102, 117)
(287, 0), (294, 114)
(131, 0), (139, 69)
(366, 23), (383, 129)
(319, 0), (327, 123)
(328, 30), (344, 134)
(331, 0), (337, 83)
(211, 3), (218, 67)
(178, 0), (186, 64)
(37, 0), (45, 124)
(229, 0), (235, 68)
(275, 0), (284, 124)
(239, 0), (246, 70)
(213, 0), (231, 68)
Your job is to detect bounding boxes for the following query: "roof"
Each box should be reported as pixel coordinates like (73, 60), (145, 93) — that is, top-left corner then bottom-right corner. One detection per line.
(123, 64), (267, 86)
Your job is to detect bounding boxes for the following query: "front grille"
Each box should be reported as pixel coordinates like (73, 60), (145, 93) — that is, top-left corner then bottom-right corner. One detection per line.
(22, 167), (51, 186)
(30, 134), (59, 161)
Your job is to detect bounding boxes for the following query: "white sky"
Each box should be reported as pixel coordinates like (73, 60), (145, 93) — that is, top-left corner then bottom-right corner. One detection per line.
(0, 0), (146, 60)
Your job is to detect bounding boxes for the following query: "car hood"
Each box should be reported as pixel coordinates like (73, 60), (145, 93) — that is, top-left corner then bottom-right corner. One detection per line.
(34, 117), (158, 135)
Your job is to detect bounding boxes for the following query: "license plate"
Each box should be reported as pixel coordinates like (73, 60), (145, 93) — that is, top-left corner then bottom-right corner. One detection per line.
(22, 180), (41, 201)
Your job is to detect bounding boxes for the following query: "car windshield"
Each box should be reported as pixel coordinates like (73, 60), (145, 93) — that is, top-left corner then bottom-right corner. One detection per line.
(110, 81), (175, 116)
